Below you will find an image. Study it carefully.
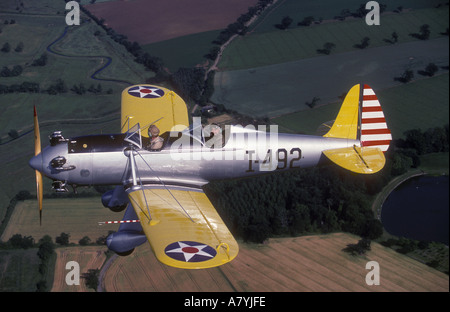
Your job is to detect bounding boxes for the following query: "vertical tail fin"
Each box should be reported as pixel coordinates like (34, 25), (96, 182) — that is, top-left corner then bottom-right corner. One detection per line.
(322, 84), (392, 174)
(324, 84), (392, 152)
(323, 84), (360, 140)
(360, 84), (392, 152)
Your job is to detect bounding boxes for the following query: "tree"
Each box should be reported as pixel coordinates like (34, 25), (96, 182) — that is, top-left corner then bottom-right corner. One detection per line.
(423, 63), (438, 77)
(355, 37), (370, 49)
(14, 42), (24, 52)
(298, 16), (314, 26)
(82, 269), (100, 291)
(410, 24), (431, 40)
(0, 66), (11, 77)
(419, 24), (430, 40)
(404, 129), (426, 154)
(391, 152), (413, 176)
(305, 96), (320, 108)
(391, 32), (398, 43)
(317, 42), (335, 55)
(79, 236), (91, 246)
(1, 42), (11, 53)
(396, 69), (414, 83)
(9, 234), (34, 249)
(276, 16), (293, 30)
(343, 238), (371, 256)
(56, 232), (70, 246)
(37, 236), (55, 261)
(31, 53), (48, 66)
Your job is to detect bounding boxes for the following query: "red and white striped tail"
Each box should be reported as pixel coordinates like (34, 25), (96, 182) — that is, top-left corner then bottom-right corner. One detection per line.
(360, 84), (392, 152)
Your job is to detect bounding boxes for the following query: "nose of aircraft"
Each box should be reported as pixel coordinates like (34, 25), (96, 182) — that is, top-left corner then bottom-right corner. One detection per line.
(29, 153), (43, 172)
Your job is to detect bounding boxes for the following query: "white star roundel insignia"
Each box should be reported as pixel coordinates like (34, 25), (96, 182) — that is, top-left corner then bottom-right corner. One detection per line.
(128, 85), (165, 98)
(164, 241), (217, 262)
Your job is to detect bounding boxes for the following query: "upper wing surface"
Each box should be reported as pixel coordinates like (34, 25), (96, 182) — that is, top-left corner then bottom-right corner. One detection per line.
(121, 85), (189, 135)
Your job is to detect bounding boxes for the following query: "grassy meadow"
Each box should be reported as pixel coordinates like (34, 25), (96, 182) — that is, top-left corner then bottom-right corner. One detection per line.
(249, 0), (447, 34)
(219, 6), (449, 70)
(272, 73), (449, 138)
(0, 248), (43, 291)
(1, 198), (120, 244)
(142, 29), (222, 72)
(0, 0), (152, 214)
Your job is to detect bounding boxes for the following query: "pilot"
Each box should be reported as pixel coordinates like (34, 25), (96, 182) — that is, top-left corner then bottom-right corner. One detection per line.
(204, 124), (222, 148)
(147, 125), (164, 150)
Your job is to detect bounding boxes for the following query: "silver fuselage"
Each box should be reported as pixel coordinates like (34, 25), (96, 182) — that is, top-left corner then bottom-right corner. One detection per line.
(30, 126), (358, 189)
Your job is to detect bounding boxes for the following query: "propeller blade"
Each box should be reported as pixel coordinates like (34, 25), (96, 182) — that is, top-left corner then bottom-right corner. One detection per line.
(33, 106), (43, 225)
(34, 106), (41, 156)
(36, 170), (43, 225)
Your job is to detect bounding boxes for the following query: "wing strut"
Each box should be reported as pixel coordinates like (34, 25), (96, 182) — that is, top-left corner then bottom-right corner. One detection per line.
(135, 150), (195, 223)
(124, 146), (154, 223)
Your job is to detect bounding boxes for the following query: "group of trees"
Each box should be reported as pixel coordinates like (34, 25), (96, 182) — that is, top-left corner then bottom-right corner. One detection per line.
(0, 79), (112, 96)
(205, 164), (385, 244)
(1, 41), (23, 53)
(0, 233), (56, 292)
(1, 65), (23, 77)
(0, 52), (46, 80)
(202, 124), (448, 244)
(276, 3), (388, 30)
(396, 62), (444, 83)
(210, 0), (275, 46)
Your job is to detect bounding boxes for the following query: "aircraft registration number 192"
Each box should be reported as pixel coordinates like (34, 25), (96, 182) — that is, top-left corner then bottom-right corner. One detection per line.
(246, 148), (302, 172)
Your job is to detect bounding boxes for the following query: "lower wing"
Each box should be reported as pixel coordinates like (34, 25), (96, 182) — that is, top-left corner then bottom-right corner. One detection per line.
(127, 185), (239, 269)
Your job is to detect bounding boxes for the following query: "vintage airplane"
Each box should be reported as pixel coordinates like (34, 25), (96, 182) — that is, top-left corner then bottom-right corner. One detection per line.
(29, 83), (391, 269)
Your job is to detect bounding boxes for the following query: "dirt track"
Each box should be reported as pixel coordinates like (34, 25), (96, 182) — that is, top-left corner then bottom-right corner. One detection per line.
(85, 0), (258, 44)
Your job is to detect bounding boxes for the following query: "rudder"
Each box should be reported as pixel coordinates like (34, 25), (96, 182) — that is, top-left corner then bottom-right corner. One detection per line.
(360, 84), (392, 152)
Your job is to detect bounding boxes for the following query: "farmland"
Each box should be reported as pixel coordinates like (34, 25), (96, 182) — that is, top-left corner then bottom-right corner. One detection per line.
(1, 198), (119, 244)
(103, 232), (449, 292)
(51, 246), (108, 292)
(1, 0), (449, 294)
(0, 248), (42, 291)
(84, 0), (259, 44)
(0, 0), (150, 215)
(271, 73), (449, 138)
(218, 6), (449, 70)
(212, 6), (449, 121)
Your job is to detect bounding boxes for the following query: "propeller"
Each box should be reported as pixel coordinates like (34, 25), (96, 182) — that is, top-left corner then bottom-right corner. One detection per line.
(33, 106), (43, 225)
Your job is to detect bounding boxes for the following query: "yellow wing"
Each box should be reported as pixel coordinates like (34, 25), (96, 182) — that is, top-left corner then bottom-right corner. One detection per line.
(127, 186), (239, 269)
(121, 85), (189, 136)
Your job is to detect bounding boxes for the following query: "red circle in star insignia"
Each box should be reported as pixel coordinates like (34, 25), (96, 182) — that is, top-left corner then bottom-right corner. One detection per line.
(164, 241), (217, 262)
(182, 247), (199, 253)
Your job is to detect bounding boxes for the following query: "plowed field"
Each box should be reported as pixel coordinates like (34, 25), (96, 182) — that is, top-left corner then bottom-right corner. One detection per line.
(85, 0), (258, 44)
(51, 246), (108, 292)
(103, 233), (449, 292)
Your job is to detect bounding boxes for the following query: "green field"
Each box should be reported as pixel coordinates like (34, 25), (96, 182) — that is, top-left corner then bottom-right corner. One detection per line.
(272, 73), (449, 139)
(219, 6), (449, 70)
(0, 248), (44, 291)
(142, 29), (222, 72)
(1, 198), (119, 243)
(0, 0), (152, 217)
(249, 0), (447, 34)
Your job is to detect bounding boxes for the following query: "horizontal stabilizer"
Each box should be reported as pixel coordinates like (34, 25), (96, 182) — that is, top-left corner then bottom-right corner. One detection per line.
(323, 145), (385, 174)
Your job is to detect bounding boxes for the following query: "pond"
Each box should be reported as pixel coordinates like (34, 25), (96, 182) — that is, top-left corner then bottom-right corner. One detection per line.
(381, 175), (449, 245)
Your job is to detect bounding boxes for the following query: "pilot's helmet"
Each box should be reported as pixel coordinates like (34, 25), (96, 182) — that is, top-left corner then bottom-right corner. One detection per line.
(148, 125), (160, 137)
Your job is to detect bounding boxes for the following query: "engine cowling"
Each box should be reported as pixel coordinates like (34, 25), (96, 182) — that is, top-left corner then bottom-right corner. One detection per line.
(101, 186), (128, 212)
(106, 231), (147, 256)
